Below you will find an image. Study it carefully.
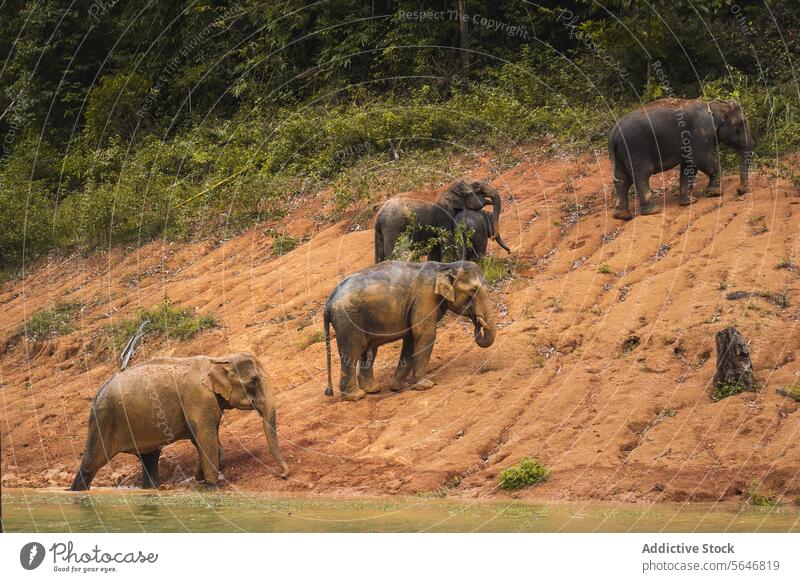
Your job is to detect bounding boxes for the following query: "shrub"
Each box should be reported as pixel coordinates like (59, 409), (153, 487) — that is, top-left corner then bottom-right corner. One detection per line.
(745, 482), (781, 507)
(479, 256), (510, 286)
(25, 302), (81, 341)
(269, 232), (300, 257)
(712, 381), (745, 401)
(113, 295), (216, 344)
(598, 264), (612, 274)
(498, 458), (550, 490)
(300, 330), (325, 350)
(777, 384), (800, 402)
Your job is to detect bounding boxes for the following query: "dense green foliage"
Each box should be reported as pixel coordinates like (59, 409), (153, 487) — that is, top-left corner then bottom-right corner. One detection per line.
(2, 1), (800, 270)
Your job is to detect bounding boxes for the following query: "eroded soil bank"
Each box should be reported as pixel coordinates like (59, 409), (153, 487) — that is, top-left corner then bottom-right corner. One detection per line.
(2, 152), (799, 503)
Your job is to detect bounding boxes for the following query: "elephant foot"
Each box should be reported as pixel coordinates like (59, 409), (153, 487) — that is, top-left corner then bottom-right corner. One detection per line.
(612, 208), (632, 221)
(638, 203), (659, 216)
(411, 378), (435, 391)
(678, 195), (696, 207)
(341, 390), (366, 401)
(361, 384), (382, 395)
(389, 381), (407, 392)
(196, 480), (219, 491)
(737, 186), (751, 196)
(704, 188), (722, 198)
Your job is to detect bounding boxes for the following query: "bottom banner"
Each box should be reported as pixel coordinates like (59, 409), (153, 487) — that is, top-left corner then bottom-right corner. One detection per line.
(1, 533), (798, 581)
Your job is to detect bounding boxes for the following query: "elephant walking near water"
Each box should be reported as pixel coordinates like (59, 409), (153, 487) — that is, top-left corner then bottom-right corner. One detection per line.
(323, 261), (497, 399)
(69, 353), (289, 490)
(609, 98), (753, 219)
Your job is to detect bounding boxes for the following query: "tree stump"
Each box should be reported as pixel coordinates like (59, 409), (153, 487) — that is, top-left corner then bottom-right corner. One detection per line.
(713, 327), (755, 392)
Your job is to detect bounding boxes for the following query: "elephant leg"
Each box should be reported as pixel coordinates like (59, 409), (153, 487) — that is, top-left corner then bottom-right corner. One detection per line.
(358, 347), (381, 394)
(338, 340), (365, 400)
(69, 450), (109, 491)
(191, 421), (221, 489)
(410, 328), (436, 390)
(139, 449), (161, 489)
(703, 164), (722, 197)
(194, 437), (224, 481)
(635, 173), (658, 215)
(612, 176), (633, 220)
(391, 335), (414, 391)
(679, 163), (697, 206)
(69, 417), (112, 491)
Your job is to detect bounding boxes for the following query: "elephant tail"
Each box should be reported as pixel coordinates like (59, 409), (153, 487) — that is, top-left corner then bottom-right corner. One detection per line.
(608, 125), (630, 183)
(324, 305), (334, 397)
(374, 220), (384, 263)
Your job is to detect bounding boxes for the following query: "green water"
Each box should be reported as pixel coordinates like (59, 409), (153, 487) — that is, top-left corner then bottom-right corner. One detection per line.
(2, 489), (798, 532)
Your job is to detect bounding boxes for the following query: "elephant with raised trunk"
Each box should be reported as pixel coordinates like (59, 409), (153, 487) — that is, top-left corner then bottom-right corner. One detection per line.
(69, 353), (289, 491)
(609, 98), (753, 219)
(323, 261), (497, 399)
(374, 180), (502, 262)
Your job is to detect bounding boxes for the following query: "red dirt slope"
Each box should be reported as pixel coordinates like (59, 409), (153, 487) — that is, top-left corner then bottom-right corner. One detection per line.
(2, 151), (799, 502)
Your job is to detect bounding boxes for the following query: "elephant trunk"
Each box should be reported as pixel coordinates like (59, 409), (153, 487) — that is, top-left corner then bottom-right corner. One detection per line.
(495, 232), (511, 254)
(256, 400), (289, 478)
(472, 293), (497, 348)
(738, 150), (752, 195)
(486, 192), (502, 240)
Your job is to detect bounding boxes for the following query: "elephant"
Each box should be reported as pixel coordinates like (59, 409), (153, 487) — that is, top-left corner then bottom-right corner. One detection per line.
(323, 260), (497, 399)
(454, 209), (511, 261)
(374, 179), (502, 262)
(69, 353), (289, 491)
(609, 98), (753, 220)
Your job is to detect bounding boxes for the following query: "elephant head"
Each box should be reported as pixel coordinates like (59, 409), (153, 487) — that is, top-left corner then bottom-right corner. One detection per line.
(206, 353), (289, 477)
(470, 181), (502, 240)
(440, 179), (486, 214)
(711, 99), (753, 194)
(434, 262), (497, 348)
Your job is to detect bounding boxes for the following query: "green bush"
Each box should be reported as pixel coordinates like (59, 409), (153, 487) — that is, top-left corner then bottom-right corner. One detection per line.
(712, 381), (745, 402)
(479, 256), (510, 286)
(113, 295), (216, 344)
(300, 330), (325, 350)
(778, 384), (800, 402)
(745, 482), (781, 507)
(498, 458), (550, 491)
(25, 302), (81, 341)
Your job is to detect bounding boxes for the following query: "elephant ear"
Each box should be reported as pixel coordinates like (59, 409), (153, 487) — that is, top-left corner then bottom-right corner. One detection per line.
(204, 358), (233, 400)
(434, 269), (456, 302)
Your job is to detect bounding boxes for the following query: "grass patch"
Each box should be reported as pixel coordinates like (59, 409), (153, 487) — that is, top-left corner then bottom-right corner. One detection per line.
(25, 302), (81, 341)
(597, 264), (612, 274)
(268, 230), (301, 257)
(748, 214), (768, 235)
(745, 482), (781, 507)
(479, 256), (510, 285)
(777, 384), (800, 402)
(113, 295), (216, 344)
(300, 330), (326, 350)
(712, 381), (745, 401)
(498, 458), (550, 490)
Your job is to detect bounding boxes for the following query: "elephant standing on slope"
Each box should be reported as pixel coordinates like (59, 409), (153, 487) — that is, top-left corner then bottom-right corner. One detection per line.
(609, 98), (753, 219)
(323, 261), (497, 399)
(454, 208), (511, 261)
(69, 353), (289, 490)
(374, 180), (502, 262)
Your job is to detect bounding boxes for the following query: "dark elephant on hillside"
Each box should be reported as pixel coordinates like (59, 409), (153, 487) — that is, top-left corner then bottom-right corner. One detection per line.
(609, 98), (753, 220)
(374, 180), (502, 262)
(454, 209), (511, 261)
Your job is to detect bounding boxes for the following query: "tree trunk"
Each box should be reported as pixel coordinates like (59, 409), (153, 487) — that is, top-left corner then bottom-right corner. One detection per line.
(713, 327), (755, 392)
(458, 0), (469, 69)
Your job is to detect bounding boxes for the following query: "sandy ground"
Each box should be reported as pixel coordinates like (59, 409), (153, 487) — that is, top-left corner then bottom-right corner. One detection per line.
(2, 150), (799, 502)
